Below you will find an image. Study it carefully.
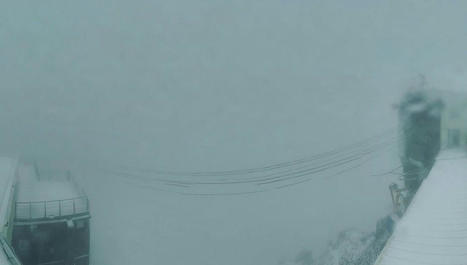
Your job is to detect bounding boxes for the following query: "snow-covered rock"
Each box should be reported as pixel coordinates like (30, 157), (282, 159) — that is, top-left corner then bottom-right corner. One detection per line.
(282, 215), (395, 265)
(315, 229), (374, 265)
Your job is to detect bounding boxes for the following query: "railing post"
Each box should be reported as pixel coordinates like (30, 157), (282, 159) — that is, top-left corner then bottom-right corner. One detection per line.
(59, 200), (62, 216)
(73, 199), (76, 214)
(29, 203), (32, 219)
(44, 202), (47, 218)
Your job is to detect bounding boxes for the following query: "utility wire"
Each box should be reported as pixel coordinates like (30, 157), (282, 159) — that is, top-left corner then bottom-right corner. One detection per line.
(104, 127), (411, 195)
(108, 137), (398, 187)
(116, 127), (399, 177)
(109, 137), (401, 195)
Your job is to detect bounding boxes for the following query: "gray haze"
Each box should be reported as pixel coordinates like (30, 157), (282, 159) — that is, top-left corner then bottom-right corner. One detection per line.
(1, 1), (467, 265)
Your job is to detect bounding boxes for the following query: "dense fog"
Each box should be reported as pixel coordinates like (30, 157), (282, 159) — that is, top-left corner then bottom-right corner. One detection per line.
(2, 1), (467, 265)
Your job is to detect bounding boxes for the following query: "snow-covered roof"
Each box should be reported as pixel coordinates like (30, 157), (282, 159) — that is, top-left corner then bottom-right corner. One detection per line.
(16, 164), (81, 202)
(405, 102), (428, 114)
(398, 89), (444, 118)
(0, 157), (17, 230)
(14, 163), (88, 221)
(375, 150), (467, 265)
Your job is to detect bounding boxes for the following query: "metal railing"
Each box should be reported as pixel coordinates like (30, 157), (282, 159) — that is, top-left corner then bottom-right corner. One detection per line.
(15, 196), (89, 221)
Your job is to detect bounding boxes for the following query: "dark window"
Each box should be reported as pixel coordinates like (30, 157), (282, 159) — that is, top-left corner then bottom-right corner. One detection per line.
(13, 222), (70, 265)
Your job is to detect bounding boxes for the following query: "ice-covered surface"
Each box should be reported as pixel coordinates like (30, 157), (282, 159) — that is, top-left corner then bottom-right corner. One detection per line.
(0, 157), (17, 228)
(16, 164), (80, 202)
(375, 149), (467, 265)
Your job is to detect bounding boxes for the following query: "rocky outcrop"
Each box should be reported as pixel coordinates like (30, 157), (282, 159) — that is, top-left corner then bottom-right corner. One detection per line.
(282, 215), (395, 265)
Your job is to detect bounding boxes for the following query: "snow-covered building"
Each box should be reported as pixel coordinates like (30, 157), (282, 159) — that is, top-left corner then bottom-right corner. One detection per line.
(9, 162), (90, 265)
(397, 90), (443, 195)
(396, 89), (467, 193)
(374, 150), (467, 265)
(399, 88), (467, 150)
(438, 90), (467, 148)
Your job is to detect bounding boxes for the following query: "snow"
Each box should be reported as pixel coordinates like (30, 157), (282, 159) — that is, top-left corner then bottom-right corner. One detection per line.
(16, 164), (81, 202)
(406, 103), (428, 114)
(375, 149), (467, 265)
(281, 228), (377, 265)
(316, 229), (375, 265)
(14, 163), (88, 220)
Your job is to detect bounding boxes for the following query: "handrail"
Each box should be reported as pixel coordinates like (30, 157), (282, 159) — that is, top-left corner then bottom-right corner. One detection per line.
(15, 196), (89, 221)
(0, 236), (22, 265)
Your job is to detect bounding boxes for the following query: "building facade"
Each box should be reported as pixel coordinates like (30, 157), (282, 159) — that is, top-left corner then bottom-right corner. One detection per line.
(439, 90), (467, 149)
